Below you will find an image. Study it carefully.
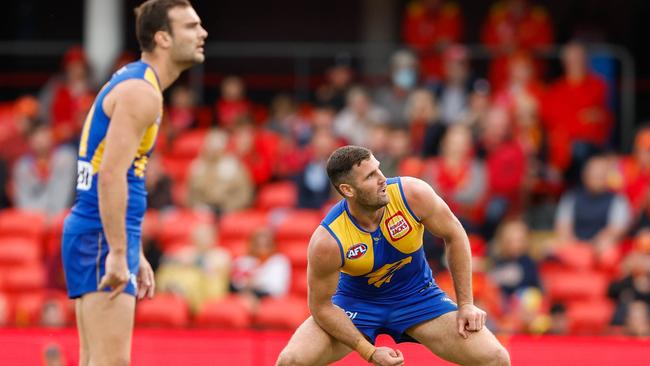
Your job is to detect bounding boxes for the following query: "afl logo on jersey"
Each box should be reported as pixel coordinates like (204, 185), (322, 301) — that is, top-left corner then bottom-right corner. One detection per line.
(347, 243), (368, 260)
(385, 211), (412, 241)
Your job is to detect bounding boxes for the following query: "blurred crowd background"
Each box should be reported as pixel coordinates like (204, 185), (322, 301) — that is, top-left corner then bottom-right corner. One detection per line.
(2, 0), (650, 343)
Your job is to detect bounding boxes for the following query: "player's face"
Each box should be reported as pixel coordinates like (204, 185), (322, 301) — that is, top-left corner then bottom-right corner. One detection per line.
(168, 6), (208, 66)
(350, 156), (389, 209)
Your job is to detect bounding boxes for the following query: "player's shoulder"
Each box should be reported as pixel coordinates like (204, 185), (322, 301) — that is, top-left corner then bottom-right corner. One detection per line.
(112, 79), (162, 109)
(399, 176), (436, 199)
(308, 225), (342, 269)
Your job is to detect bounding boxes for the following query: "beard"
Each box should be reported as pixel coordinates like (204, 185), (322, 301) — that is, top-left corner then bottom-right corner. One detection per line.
(355, 187), (390, 211)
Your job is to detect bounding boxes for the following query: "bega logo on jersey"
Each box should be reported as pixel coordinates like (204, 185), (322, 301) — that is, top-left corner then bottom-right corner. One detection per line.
(347, 243), (368, 259)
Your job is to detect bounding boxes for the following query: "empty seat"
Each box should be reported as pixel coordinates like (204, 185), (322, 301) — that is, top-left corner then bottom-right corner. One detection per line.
(170, 129), (208, 160)
(0, 237), (41, 266)
(135, 293), (190, 327)
(157, 209), (216, 249)
(278, 240), (308, 269)
(254, 296), (309, 330)
(256, 181), (297, 210)
(219, 209), (267, 242)
(553, 243), (596, 271)
(0, 209), (47, 241)
(542, 269), (609, 302)
(274, 210), (321, 242)
(289, 269), (308, 297)
(567, 299), (614, 335)
(2, 264), (46, 293)
(194, 295), (252, 329)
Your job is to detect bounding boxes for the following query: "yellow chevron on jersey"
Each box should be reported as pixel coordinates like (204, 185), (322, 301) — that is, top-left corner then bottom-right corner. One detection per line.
(366, 256), (413, 288)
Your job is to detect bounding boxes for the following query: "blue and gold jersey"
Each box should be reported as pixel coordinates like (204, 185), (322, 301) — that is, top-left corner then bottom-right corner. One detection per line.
(67, 61), (162, 233)
(322, 177), (441, 301)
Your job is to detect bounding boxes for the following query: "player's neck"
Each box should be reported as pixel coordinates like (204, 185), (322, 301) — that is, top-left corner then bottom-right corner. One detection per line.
(140, 52), (182, 91)
(347, 201), (385, 232)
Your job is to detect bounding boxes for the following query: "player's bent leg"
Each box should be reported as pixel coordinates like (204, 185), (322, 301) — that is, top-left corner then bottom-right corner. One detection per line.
(80, 292), (135, 366)
(276, 316), (352, 366)
(74, 298), (90, 366)
(406, 311), (510, 366)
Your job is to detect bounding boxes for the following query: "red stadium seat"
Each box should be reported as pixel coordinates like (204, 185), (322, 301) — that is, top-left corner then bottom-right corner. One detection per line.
(135, 293), (190, 327)
(170, 129), (208, 160)
(194, 295), (252, 329)
(278, 240), (308, 269)
(157, 209), (216, 249)
(12, 290), (72, 327)
(553, 243), (596, 271)
(161, 156), (193, 184)
(0, 209), (47, 241)
(220, 238), (248, 257)
(1, 264), (46, 293)
(274, 210), (321, 242)
(542, 269), (609, 302)
(254, 296), (309, 330)
(0, 236), (41, 266)
(289, 268), (308, 297)
(256, 181), (297, 210)
(142, 209), (160, 240)
(567, 299), (615, 335)
(219, 209), (268, 242)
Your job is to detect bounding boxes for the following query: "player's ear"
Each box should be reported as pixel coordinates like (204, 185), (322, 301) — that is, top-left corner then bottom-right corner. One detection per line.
(153, 31), (172, 49)
(339, 183), (354, 198)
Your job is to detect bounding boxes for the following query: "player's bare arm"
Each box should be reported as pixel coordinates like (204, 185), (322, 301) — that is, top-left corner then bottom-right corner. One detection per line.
(401, 176), (487, 338)
(308, 226), (405, 366)
(97, 79), (161, 299)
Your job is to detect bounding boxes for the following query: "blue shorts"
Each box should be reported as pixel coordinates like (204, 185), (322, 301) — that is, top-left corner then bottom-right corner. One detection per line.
(332, 285), (457, 344)
(61, 224), (141, 299)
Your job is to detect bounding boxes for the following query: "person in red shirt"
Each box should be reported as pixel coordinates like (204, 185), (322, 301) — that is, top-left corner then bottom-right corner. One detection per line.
(542, 42), (612, 178)
(48, 46), (94, 145)
(613, 128), (650, 219)
(481, 0), (553, 90)
(402, 0), (463, 81)
(215, 76), (252, 129)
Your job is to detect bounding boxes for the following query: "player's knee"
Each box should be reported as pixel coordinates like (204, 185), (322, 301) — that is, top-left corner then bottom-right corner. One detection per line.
(276, 349), (308, 366)
(488, 345), (510, 366)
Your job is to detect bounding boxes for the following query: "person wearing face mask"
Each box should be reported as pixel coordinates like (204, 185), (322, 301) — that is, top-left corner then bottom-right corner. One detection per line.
(374, 50), (420, 126)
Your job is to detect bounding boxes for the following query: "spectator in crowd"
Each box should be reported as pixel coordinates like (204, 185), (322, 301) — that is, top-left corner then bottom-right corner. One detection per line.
(296, 129), (337, 209)
(267, 93), (312, 146)
(187, 129), (253, 214)
(546, 303), (569, 335)
(40, 46), (94, 145)
(164, 85), (198, 145)
(230, 227), (291, 311)
(481, 0), (553, 89)
(40, 299), (67, 328)
(378, 126), (413, 179)
(555, 155), (630, 263)
(13, 124), (76, 216)
(0, 95), (39, 166)
(374, 49), (419, 125)
(402, 0), (463, 81)
(216, 76), (251, 129)
(542, 42), (612, 181)
(230, 116), (275, 186)
(421, 124), (487, 231)
(613, 127), (650, 223)
(405, 88), (444, 156)
(624, 301), (650, 337)
(493, 51), (545, 157)
(315, 53), (354, 111)
(489, 219), (541, 298)
(42, 343), (67, 366)
(145, 154), (174, 211)
(430, 45), (475, 126)
(479, 106), (528, 238)
(608, 230), (650, 328)
(334, 86), (389, 146)
(157, 223), (232, 312)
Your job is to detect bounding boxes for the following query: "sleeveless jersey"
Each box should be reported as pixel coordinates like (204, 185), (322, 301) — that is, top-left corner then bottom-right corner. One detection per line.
(67, 61), (162, 233)
(321, 177), (439, 301)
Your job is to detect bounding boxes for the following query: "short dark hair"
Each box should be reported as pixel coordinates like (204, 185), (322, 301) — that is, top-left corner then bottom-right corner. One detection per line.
(134, 0), (191, 52)
(326, 145), (372, 195)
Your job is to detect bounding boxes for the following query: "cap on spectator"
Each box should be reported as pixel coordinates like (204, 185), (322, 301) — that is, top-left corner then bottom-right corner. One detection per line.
(62, 45), (86, 67)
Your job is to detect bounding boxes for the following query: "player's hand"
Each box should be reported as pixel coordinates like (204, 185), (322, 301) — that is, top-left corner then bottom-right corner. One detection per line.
(370, 347), (404, 366)
(137, 254), (155, 300)
(98, 250), (130, 300)
(457, 303), (487, 339)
